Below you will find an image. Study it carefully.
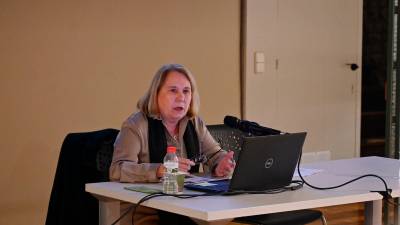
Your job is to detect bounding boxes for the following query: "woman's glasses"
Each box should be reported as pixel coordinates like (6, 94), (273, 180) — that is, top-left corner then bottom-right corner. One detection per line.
(191, 154), (207, 165)
(191, 148), (224, 165)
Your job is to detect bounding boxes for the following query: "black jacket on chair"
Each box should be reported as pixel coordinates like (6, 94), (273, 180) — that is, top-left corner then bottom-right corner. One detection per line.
(45, 128), (119, 225)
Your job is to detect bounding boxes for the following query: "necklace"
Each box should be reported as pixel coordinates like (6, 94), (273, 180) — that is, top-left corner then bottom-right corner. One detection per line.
(173, 134), (178, 141)
(162, 120), (179, 141)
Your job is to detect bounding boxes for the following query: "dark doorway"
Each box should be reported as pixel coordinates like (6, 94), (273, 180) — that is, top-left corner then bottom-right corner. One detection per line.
(361, 0), (388, 157)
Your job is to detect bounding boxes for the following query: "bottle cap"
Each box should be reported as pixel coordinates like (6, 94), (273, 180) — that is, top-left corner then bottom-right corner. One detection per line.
(167, 146), (176, 153)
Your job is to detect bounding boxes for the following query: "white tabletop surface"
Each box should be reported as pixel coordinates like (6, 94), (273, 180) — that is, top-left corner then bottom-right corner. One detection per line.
(301, 156), (400, 197)
(86, 156), (397, 221)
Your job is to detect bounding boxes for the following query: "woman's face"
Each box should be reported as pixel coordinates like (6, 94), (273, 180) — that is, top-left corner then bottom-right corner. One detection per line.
(157, 71), (192, 123)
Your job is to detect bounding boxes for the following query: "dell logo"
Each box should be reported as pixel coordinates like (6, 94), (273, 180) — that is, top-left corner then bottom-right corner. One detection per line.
(265, 158), (274, 168)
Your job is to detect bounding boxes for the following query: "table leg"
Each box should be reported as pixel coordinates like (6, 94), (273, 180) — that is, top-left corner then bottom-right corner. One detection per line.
(364, 200), (382, 225)
(383, 199), (389, 225)
(99, 200), (121, 225)
(395, 198), (399, 225)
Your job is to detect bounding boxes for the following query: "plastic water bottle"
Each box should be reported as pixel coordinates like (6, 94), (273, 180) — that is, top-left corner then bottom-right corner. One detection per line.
(163, 146), (179, 194)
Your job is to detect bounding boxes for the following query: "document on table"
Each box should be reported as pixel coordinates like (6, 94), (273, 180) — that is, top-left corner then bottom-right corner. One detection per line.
(184, 174), (228, 184)
(293, 167), (323, 177)
(184, 168), (322, 183)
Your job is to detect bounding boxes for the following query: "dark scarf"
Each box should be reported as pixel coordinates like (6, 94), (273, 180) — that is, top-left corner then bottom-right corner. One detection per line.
(147, 116), (200, 173)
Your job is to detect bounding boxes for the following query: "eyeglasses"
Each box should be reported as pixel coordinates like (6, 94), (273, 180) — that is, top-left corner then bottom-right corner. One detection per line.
(191, 148), (224, 165)
(191, 154), (207, 165)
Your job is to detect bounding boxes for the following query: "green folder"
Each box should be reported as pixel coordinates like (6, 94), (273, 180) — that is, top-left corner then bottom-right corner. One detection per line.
(124, 186), (162, 194)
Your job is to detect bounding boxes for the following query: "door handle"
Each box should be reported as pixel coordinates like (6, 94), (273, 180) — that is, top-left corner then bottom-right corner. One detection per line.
(346, 63), (359, 71)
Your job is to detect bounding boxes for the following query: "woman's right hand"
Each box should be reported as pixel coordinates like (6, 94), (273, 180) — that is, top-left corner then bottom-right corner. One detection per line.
(156, 165), (166, 179)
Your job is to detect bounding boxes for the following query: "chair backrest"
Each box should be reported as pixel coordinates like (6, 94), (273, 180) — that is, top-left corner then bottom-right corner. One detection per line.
(95, 136), (117, 181)
(45, 128), (119, 225)
(206, 124), (247, 160)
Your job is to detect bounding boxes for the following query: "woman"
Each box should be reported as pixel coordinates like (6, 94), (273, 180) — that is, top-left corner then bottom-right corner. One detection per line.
(110, 63), (235, 225)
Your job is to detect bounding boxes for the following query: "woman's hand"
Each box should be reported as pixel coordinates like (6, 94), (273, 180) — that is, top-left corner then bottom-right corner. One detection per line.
(157, 158), (194, 178)
(178, 157), (195, 173)
(214, 151), (235, 177)
(156, 164), (166, 179)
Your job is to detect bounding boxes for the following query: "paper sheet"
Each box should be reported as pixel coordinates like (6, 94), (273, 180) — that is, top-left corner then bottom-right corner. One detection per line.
(293, 167), (323, 177)
(184, 174), (228, 184)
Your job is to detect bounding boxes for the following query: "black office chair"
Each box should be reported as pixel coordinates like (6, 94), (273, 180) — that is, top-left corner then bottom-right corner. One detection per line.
(206, 124), (327, 225)
(45, 128), (119, 225)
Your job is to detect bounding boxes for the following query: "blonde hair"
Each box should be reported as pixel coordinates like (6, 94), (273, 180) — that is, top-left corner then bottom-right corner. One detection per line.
(137, 64), (200, 119)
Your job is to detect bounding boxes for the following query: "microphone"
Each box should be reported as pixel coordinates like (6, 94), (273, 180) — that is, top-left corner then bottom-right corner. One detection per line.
(223, 116), (241, 129)
(224, 115), (281, 136)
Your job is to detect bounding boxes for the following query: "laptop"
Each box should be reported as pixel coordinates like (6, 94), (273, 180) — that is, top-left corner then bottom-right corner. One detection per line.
(184, 132), (307, 193)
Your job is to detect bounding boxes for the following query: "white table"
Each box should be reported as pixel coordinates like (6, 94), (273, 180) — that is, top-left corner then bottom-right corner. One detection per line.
(86, 156), (399, 225)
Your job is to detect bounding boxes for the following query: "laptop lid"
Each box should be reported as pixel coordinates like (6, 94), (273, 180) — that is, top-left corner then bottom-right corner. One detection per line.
(229, 132), (306, 191)
(185, 132), (306, 193)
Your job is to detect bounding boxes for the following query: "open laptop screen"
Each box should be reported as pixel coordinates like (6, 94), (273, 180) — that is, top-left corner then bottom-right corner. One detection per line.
(185, 132), (306, 193)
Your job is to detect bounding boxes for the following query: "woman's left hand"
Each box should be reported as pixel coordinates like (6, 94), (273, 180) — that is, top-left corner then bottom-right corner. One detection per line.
(214, 151), (235, 177)
(178, 157), (195, 172)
